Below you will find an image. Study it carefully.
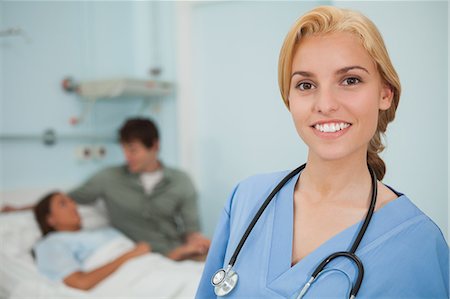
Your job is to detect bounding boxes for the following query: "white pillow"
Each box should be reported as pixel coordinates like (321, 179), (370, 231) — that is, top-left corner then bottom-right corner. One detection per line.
(78, 201), (110, 230)
(0, 210), (41, 264)
(0, 202), (110, 264)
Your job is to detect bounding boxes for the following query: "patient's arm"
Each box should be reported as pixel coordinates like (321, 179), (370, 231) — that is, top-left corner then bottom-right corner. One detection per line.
(63, 242), (151, 290)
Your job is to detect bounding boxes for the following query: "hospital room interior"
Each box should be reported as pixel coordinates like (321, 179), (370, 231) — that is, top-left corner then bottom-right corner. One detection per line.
(0, 1), (448, 298)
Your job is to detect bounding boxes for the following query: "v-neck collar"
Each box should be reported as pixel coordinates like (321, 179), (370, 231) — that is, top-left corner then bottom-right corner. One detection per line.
(265, 172), (412, 298)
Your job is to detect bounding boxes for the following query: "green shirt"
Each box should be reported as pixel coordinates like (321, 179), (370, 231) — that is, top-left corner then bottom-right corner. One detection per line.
(69, 165), (200, 254)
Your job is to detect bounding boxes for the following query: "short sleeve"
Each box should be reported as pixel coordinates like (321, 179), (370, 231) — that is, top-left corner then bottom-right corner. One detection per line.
(34, 238), (81, 282)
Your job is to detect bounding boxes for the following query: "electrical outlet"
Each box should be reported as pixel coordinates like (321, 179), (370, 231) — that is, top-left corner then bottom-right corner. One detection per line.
(92, 145), (107, 160)
(75, 145), (92, 161)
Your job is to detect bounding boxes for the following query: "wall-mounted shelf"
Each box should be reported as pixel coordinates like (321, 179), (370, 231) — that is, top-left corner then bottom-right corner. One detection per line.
(63, 77), (172, 100)
(0, 129), (116, 146)
(62, 76), (172, 125)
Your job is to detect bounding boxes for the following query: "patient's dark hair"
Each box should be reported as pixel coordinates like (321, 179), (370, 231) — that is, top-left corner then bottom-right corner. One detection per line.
(33, 191), (59, 236)
(119, 118), (159, 148)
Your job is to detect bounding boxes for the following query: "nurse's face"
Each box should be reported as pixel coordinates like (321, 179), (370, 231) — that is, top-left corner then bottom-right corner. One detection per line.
(288, 32), (393, 162)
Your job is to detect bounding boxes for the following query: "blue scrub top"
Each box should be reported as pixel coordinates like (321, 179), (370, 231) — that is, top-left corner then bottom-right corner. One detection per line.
(196, 171), (449, 298)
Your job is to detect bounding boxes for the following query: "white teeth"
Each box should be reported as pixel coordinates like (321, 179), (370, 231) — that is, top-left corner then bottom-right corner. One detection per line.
(314, 122), (350, 133)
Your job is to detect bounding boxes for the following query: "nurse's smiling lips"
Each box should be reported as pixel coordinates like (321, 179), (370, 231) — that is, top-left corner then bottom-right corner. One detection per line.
(310, 119), (352, 139)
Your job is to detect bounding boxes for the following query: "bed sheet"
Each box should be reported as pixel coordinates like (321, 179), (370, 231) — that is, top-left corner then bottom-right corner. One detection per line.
(0, 194), (203, 298)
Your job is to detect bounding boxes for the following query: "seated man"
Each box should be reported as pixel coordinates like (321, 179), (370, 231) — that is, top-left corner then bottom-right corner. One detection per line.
(68, 118), (210, 260)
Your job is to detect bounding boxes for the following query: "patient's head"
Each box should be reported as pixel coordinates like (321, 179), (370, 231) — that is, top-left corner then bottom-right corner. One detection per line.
(34, 192), (81, 236)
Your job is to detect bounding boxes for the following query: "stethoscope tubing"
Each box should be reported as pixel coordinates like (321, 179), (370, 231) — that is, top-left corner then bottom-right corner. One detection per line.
(305, 251), (364, 299)
(228, 163), (306, 267)
(215, 163), (378, 298)
(298, 165), (377, 299)
(349, 165), (377, 254)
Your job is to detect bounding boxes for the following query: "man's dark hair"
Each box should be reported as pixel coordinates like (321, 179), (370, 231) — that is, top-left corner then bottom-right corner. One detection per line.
(119, 118), (159, 148)
(33, 191), (59, 236)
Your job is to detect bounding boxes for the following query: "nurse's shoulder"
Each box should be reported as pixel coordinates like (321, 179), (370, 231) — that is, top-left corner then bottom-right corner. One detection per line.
(226, 169), (292, 216)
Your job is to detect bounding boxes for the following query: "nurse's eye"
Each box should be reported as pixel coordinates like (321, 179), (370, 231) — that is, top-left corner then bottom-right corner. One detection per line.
(342, 77), (361, 86)
(296, 81), (316, 91)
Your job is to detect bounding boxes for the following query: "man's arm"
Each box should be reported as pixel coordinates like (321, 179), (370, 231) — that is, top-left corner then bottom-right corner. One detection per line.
(178, 174), (202, 236)
(165, 241), (208, 261)
(64, 242), (150, 290)
(0, 203), (35, 213)
(1, 169), (107, 213)
(166, 174), (210, 261)
(68, 170), (107, 205)
(186, 232), (211, 248)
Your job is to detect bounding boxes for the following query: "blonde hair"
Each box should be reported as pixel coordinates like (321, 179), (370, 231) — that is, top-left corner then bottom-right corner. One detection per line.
(278, 6), (401, 180)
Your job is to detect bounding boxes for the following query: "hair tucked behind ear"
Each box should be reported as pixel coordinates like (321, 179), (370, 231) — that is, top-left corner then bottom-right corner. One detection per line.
(278, 6), (401, 180)
(33, 191), (59, 236)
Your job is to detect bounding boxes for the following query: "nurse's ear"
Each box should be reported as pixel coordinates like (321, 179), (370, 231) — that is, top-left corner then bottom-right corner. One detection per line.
(379, 83), (394, 111)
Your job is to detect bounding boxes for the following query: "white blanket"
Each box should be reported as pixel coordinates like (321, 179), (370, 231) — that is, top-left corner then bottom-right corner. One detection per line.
(86, 236), (204, 298)
(5, 236), (204, 299)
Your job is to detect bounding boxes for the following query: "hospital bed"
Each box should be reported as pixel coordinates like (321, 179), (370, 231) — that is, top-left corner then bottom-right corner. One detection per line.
(0, 189), (204, 298)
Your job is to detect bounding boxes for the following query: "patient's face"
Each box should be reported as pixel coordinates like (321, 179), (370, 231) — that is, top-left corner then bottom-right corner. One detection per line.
(47, 193), (81, 232)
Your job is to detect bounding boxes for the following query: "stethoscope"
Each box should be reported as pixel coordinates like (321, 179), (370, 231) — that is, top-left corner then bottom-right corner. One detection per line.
(211, 163), (378, 299)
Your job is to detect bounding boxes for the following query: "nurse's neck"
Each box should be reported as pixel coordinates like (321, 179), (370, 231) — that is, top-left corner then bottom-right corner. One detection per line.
(299, 154), (372, 203)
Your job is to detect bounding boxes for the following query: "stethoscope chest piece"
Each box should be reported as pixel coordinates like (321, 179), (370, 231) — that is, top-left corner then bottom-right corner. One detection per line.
(210, 163), (377, 298)
(212, 265), (239, 296)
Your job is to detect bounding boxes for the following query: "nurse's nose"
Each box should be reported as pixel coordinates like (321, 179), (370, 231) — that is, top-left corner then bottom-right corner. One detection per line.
(314, 86), (339, 114)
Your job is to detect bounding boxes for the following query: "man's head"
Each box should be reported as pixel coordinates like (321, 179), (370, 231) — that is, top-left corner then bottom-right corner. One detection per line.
(119, 118), (161, 173)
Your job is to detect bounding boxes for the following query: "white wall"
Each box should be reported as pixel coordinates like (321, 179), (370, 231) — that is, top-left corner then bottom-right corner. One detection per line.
(177, 1), (448, 239)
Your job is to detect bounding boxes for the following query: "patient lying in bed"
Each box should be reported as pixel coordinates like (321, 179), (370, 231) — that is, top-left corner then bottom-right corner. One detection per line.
(32, 191), (203, 296)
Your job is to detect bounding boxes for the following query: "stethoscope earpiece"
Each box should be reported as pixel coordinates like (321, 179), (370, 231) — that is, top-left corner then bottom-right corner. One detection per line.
(211, 265), (239, 296)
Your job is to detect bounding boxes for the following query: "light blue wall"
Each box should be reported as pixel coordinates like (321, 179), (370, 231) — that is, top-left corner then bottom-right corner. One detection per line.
(333, 0), (448, 239)
(1, 1), (448, 240)
(187, 1), (448, 238)
(0, 2), (178, 193)
(189, 1), (330, 236)
(0, 1), (3, 192)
